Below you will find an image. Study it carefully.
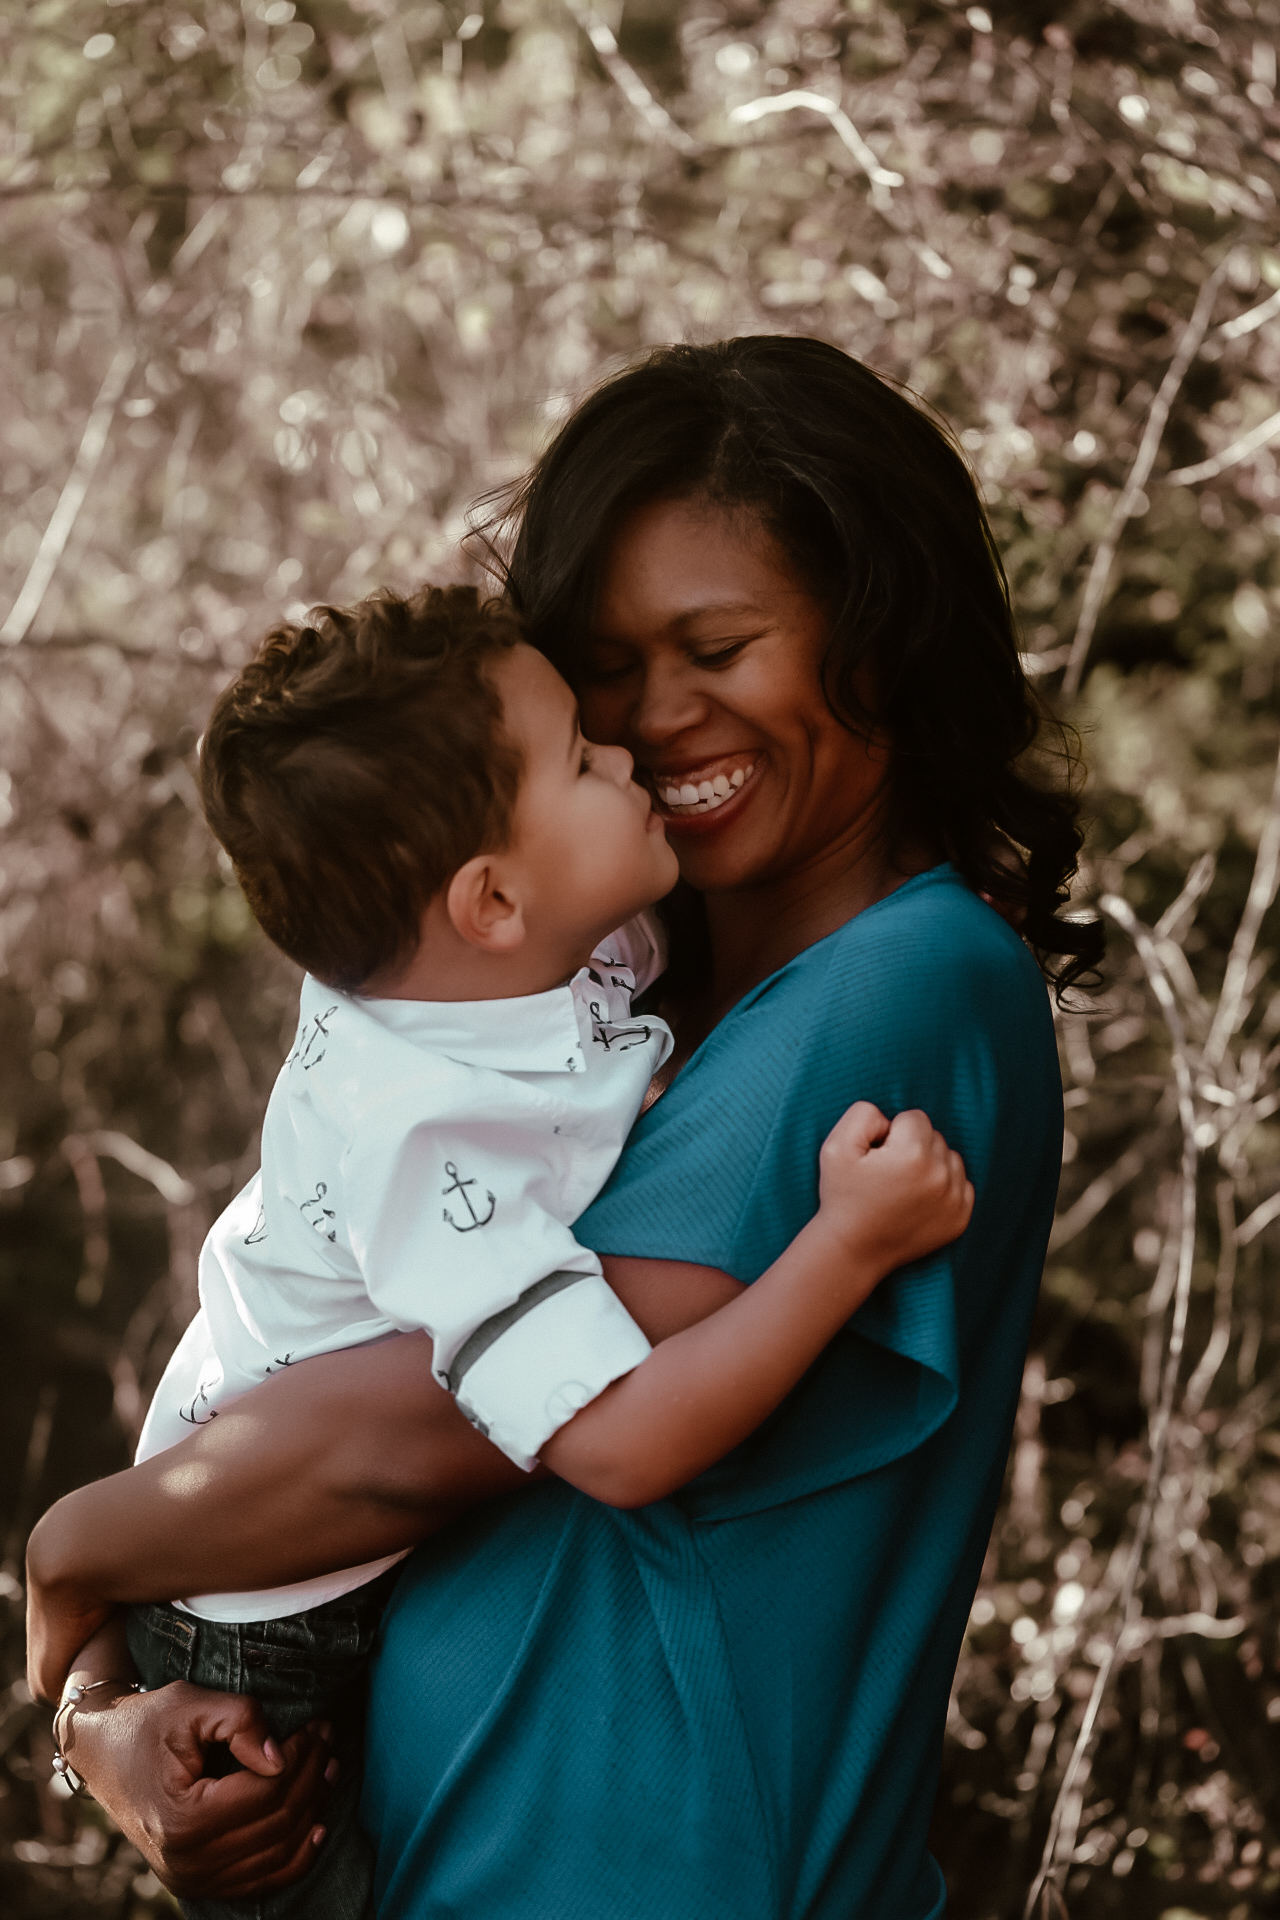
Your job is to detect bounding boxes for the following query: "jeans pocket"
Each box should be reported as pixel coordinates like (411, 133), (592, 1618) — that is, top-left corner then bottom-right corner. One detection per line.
(241, 1579), (393, 1673)
(238, 1607), (382, 1742)
(125, 1602), (196, 1690)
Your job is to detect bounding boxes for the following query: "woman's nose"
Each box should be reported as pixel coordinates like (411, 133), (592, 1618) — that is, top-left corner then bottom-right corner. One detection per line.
(630, 659), (707, 745)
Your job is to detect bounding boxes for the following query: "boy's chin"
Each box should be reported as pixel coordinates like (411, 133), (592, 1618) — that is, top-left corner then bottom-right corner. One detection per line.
(645, 841), (682, 901)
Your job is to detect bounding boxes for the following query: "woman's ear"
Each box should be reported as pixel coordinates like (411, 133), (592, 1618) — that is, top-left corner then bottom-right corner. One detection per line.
(445, 855), (526, 953)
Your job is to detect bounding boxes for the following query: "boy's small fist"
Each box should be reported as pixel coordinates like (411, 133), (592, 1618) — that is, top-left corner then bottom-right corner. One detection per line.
(817, 1101), (973, 1275)
(820, 1099), (892, 1164)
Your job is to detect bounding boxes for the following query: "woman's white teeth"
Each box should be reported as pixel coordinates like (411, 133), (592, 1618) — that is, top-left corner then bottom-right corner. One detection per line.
(658, 763), (755, 812)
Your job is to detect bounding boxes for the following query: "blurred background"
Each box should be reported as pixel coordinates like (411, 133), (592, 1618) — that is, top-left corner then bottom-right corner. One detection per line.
(1, 0), (1279, 1913)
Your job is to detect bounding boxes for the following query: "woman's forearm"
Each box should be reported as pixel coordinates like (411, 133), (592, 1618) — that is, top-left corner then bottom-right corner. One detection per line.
(27, 1333), (502, 1612)
(26, 1261), (745, 1621)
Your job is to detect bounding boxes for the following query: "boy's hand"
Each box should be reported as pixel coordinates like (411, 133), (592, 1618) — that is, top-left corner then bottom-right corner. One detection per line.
(816, 1101), (973, 1280)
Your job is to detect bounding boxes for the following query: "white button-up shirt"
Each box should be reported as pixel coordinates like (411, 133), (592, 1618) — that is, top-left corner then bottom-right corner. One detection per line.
(136, 917), (672, 1622)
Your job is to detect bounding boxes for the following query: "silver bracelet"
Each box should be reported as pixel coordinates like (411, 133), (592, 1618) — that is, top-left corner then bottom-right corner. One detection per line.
(52, 1679), (145, 1798)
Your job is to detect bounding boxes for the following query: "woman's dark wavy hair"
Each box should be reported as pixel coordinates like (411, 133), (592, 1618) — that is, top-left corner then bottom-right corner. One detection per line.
(482, 335), (1103, 998)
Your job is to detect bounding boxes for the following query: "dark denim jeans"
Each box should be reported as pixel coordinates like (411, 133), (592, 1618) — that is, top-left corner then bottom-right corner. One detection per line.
(125, 1567), (399, 1920)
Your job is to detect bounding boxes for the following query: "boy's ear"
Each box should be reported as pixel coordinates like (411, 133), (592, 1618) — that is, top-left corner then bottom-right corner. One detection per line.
(445, 855), (526, 953)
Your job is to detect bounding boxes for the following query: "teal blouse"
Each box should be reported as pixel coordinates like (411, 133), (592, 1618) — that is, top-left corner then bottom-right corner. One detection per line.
(363, 865), (1062, 1918)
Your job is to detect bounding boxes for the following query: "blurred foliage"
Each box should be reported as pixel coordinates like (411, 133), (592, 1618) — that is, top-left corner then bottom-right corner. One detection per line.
(2, 0), (1280, 1913)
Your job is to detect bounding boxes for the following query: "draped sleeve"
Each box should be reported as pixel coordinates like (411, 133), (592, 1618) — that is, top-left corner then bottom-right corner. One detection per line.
(577, 862), (1061, 1516)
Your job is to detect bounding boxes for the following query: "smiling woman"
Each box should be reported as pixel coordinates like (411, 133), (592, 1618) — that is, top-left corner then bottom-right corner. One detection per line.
(35, 338), (1095, 1920)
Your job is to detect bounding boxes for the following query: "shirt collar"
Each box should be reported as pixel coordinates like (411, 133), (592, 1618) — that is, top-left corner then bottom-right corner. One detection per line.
(303, 920), (649, 1076)
(318, 973), (595, 1076)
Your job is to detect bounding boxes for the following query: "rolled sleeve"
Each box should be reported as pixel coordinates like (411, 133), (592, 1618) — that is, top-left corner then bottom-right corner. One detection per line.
(342, 1087), (652, 1469)
(448, 1271), (652, 1470)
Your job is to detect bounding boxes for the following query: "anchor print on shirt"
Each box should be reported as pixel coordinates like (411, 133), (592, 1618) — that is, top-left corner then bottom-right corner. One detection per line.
(442, 1161), (495, 1232)
(180, 1380), (219, 1426)
(287, 1003), (338, 1072)
(243, 1203), (268, 1246)
(582, 963), (651, 1053)
(593, 954), (632, 988)
(586, 998), (653, 1053)
(300, 1181), (338, 1242)
(265, 1352), (294, 1376)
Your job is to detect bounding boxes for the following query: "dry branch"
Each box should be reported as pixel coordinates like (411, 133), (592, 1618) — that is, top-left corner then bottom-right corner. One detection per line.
(1204, 735), (1280, 1071)
(0, 346), (136, 647)
(1061, 263), (1228, 699)
(560, 0), (700, 155)
(1169, 407), (1280, 486)
(1025, 894), (1201, 1917)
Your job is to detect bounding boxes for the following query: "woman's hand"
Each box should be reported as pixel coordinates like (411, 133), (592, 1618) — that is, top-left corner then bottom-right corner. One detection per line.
(38, 1616), (335, 1901)
(63, 1677), (335, 1899)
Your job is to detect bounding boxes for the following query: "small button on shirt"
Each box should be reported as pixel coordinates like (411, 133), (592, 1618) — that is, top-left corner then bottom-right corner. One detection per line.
(136, 916), (673, 1622)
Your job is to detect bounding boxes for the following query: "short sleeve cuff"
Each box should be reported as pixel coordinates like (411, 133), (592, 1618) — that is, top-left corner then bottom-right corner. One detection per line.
(452, 1273), (652, 1471)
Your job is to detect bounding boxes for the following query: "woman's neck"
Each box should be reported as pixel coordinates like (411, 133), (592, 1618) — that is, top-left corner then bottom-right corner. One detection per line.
(668, 823), (938, 1063)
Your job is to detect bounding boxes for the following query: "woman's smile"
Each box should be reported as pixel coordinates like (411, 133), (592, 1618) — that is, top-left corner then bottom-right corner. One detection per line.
(648, 754), (760, 823)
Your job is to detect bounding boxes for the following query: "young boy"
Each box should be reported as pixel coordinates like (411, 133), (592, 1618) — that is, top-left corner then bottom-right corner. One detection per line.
(27, 586), (972, 1919)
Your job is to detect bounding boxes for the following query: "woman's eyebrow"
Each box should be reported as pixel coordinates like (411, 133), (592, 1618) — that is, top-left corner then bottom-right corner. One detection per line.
(672, 600), (763, 625)
(587, 601), (768, 646)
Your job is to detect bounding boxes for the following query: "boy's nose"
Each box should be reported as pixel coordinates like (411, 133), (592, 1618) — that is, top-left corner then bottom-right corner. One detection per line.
(598, 742), (635, 787)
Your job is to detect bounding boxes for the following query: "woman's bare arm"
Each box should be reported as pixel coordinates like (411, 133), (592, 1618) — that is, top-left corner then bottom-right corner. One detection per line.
(27, 1258), (743, 1700)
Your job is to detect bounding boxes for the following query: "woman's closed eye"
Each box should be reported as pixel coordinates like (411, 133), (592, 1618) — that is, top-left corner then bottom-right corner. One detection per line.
(581, 652), (637, 685)
(690, 638), (753, 670)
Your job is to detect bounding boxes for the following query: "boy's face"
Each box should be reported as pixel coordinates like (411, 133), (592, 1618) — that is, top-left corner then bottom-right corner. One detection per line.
(494, 644), (680, 964)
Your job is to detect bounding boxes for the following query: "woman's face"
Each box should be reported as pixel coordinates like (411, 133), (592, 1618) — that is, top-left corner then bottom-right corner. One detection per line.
(578, 495), (891, 899)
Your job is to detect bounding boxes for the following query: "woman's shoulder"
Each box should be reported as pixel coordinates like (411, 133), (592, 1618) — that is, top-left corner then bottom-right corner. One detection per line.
(669, 867), (1054, 1140)
(762, 864), (1047, 1030)
(840, 860), (1028, 955)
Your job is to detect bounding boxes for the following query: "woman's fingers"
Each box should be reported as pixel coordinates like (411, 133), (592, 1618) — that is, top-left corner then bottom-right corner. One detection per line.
(181, 1689), (288, 1778)
(217, 1818), (329, 1899)
(165, 1724), (334, 1896)
(172, 1793), (325, 1900)
(63, 1679), (336, 1901)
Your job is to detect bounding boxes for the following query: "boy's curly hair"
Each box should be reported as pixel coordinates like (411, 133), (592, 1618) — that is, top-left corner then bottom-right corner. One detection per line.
(200, 585), (524, 991)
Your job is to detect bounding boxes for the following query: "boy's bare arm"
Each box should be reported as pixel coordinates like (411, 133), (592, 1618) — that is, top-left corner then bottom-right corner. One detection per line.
(542, 1105), (972, 1508)
(25, 1259), (743, 1701)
